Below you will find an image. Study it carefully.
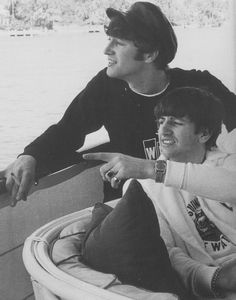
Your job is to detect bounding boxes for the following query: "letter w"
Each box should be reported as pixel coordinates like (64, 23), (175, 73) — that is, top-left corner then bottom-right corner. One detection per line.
(211, 242), (221, 251)
(146, 147), (156, 159)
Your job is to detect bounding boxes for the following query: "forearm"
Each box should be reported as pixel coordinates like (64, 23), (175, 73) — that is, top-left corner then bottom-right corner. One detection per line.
(23, 124), (84, 165)
(169, 247), (218, 298)
(157, 211), (218, 298)
(134, 156), (236, 203)
(164, 158), (236, 203)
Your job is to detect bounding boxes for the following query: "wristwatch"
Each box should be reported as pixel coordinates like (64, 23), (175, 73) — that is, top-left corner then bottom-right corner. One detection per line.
(154, 160), (167, 183)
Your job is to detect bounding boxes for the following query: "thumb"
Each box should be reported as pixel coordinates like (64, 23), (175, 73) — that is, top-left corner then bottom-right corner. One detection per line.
(0, 169), (6, 178)
(83, 152), (117, 162)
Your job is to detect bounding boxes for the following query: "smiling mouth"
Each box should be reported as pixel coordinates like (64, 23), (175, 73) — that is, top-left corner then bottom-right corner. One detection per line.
(108, 60), (116, 67)
(161, 139), (175, 146)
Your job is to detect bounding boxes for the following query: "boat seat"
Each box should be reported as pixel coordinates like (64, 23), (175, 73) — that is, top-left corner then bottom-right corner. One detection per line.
(23, 200), (178, 300)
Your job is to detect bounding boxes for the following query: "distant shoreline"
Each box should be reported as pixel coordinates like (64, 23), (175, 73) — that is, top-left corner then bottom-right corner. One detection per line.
(0, 25), (104, 37)
(0, 21), (230, 37)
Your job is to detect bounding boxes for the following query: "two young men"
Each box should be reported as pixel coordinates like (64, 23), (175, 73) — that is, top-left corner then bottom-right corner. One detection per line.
(1, 2), (236, 206)
(84, 87), (236, 299)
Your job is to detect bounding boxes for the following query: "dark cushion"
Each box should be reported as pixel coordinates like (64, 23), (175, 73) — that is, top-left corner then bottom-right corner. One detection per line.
(81, 179), (180, 294)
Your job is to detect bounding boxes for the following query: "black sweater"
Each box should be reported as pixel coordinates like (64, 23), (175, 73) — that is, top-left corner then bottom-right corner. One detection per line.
(23, 67), (236, 165)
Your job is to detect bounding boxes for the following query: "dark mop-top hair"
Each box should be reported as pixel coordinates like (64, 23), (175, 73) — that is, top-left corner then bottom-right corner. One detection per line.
(105, 2), (177, 69)
(154, 87), (224, 149)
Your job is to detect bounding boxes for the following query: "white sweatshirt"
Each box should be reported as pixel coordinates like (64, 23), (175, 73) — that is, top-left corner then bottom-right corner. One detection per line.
(124, 149), (236, 299)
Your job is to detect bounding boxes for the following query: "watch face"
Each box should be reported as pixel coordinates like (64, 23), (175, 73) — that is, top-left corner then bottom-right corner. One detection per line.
(156, 160), (167, 171)
(155, 160), (166, 183)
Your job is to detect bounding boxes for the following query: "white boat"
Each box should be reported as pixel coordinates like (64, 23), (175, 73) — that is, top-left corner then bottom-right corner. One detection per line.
(0, 3), (235, 299)
(22, 199), (177, 300)
(0, 145), (178, 300)
(0, 149), (105, 300)
(8, 29), (43, 37)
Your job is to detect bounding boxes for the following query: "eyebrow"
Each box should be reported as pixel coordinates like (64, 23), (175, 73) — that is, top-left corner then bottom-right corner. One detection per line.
(160, 115), (189, 120)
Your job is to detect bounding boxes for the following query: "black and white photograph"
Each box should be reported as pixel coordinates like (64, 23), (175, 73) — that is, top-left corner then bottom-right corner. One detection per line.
(0, 1), (235, 299)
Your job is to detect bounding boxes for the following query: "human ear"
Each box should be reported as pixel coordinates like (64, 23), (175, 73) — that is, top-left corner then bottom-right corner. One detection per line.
(199, 129), (211, 144)
(144, 50), (159, 63)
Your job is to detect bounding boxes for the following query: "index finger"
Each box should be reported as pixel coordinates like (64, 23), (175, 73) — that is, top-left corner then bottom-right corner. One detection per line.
(16, 173), (33, 201)
(83, 152), (118, 162)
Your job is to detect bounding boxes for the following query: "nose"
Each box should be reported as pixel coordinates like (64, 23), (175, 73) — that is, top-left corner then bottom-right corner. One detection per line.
(159, 120), (172, 135)
(104, 40), (114, 55)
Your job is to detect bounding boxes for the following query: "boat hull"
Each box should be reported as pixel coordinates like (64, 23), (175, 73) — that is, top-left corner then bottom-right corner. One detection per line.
(0, 160), (104, 300)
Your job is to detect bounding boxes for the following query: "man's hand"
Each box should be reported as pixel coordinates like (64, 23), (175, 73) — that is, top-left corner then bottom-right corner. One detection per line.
(0, 155), (37, 206)
(83, 152), (155, 188)
(215, 258), (236, 293)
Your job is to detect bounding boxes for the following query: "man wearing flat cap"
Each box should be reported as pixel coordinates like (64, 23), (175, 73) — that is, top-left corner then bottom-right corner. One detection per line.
(1, 1), (236, 206)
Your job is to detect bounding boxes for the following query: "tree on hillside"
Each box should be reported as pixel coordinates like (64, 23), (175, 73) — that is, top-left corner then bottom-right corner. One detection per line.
(4, 0), (231, 30)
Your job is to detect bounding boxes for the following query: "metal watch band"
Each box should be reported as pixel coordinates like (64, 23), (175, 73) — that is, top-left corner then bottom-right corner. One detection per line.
(154, 160), (167, 183)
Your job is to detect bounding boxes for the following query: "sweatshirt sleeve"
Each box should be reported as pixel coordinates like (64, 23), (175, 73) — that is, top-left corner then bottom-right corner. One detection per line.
(169, 247), (218, 298)
(164, 153), (236, 204)
(157, 209), (217, 298)
(22, 69), (108, 165)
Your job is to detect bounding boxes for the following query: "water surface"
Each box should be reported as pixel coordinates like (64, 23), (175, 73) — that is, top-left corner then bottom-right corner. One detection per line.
(0, 26), (234, 167)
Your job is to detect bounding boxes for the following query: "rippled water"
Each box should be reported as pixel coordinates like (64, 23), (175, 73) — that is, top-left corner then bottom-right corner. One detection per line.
(0, 30), (107, 167)
(0, 26), (234, 168)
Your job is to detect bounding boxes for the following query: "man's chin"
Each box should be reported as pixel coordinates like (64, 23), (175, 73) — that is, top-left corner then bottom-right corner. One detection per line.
(106, 67), (120, 79)
(106, 69), (115, 78)
(160, 149), (173, 160)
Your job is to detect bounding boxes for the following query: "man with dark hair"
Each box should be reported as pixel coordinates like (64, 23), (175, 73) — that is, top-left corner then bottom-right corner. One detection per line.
(1, 2), (236, 206)
(84, 87), (236, 299)
(105, 1), (177, 70)
(154, 87), (224, 151)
